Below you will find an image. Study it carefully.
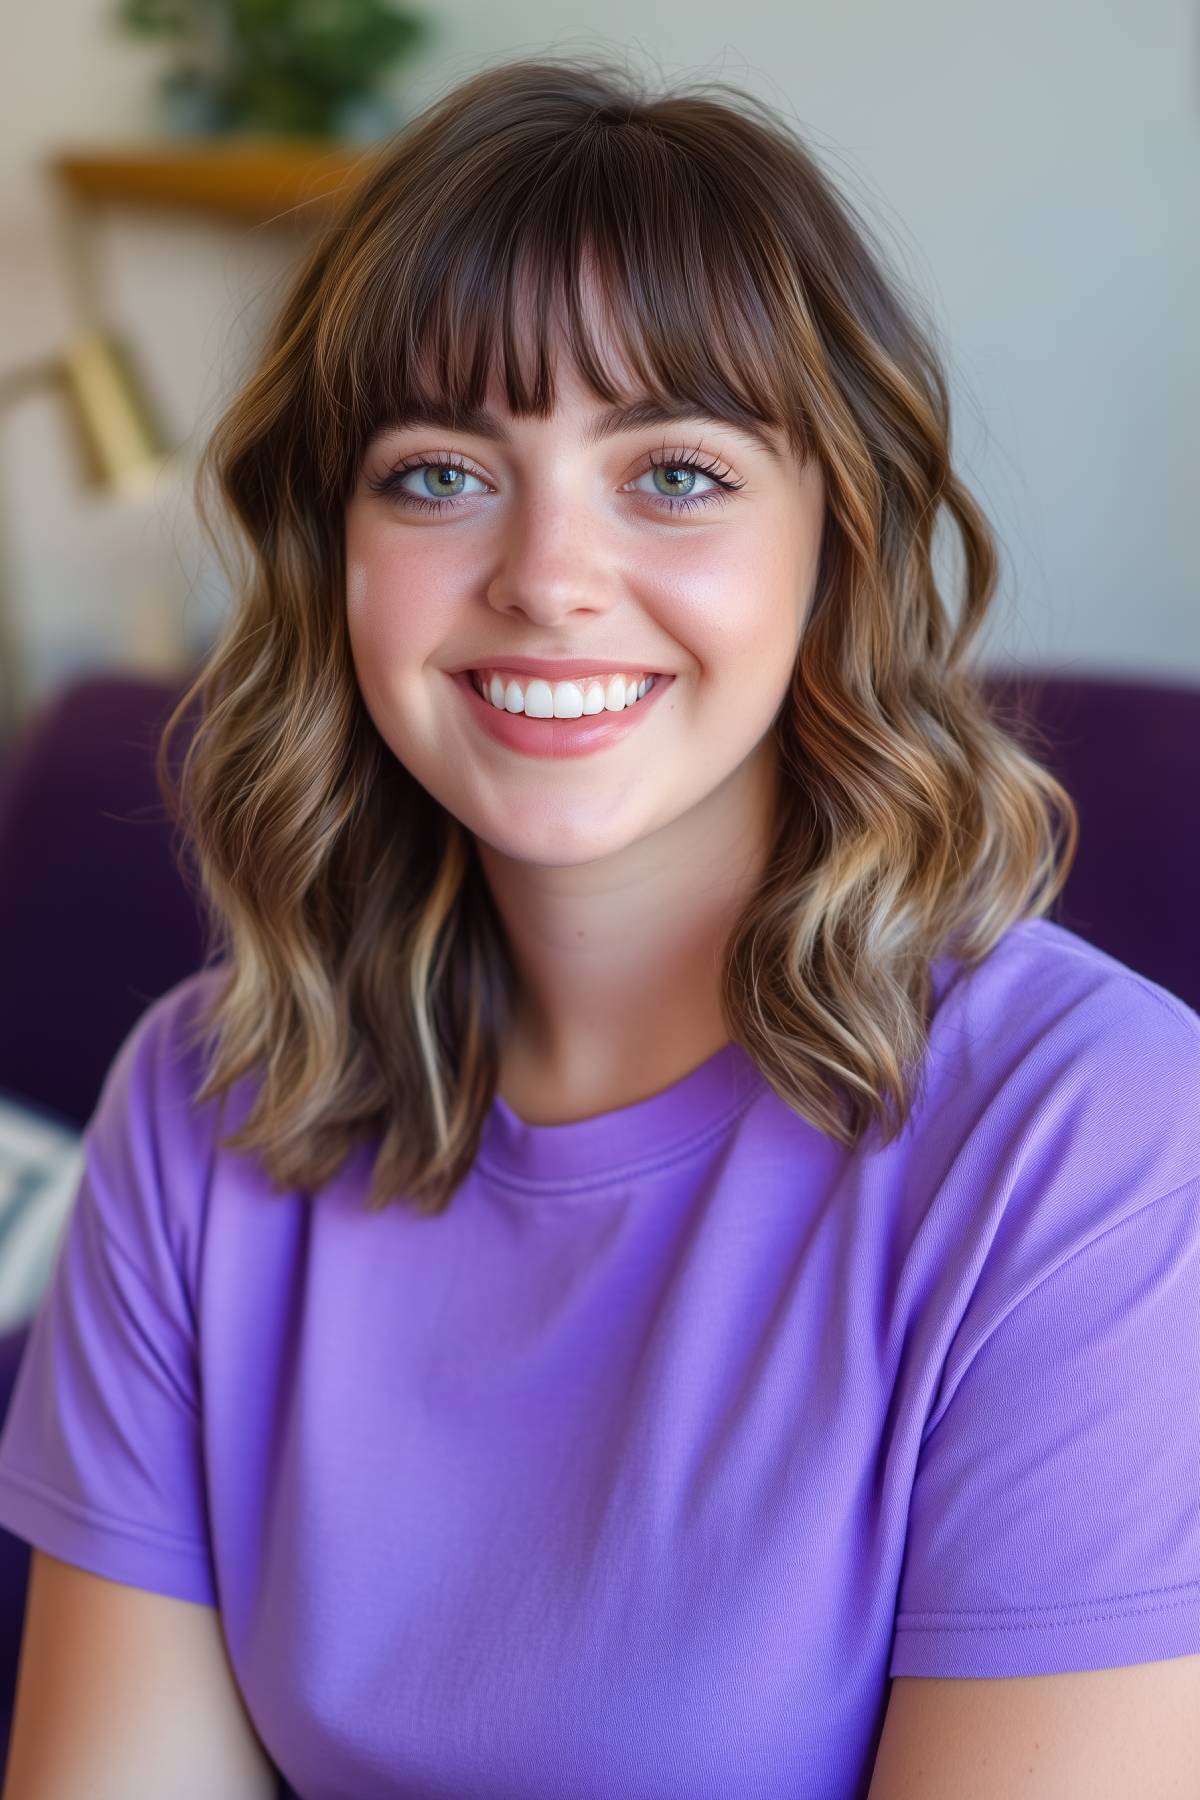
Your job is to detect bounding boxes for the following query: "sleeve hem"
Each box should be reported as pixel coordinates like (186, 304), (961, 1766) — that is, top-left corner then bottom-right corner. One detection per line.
(890, 1583), (1200, 1677)
(0, 1466), (218, 1608)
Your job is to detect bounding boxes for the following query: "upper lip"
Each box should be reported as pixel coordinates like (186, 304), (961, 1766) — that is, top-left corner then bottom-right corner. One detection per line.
(449, 656), (668, 679)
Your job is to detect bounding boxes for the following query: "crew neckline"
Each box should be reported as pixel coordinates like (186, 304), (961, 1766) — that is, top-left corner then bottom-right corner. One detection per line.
(476, 1037), (769, 1191)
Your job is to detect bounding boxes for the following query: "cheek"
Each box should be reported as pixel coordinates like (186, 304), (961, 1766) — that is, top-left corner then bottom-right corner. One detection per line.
(344, 538), (442, 681)
(344, 561), (384, 710)
(345, 551), (370, 617)
(663, 529), (802, 669)
(344, 553), (416, 744)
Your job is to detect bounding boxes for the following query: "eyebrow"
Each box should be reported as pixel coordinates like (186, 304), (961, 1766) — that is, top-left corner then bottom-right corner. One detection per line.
(367, 398), (785, 465)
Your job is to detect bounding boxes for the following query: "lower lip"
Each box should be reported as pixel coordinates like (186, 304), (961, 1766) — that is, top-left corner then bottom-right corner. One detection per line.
(451, 671), (675, 759)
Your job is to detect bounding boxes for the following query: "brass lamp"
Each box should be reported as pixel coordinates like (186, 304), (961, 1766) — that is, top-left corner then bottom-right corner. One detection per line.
(0, 328), (174, 743)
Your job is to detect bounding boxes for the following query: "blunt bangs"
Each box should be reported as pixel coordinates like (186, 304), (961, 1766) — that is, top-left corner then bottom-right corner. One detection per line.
(320, 116), (808, 496)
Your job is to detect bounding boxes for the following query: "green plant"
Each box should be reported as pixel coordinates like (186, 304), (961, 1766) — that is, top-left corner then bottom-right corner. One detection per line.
(113, 0), (431, 137)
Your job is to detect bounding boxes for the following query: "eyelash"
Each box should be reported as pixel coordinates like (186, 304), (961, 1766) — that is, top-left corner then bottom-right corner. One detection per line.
(365, 447), (746, 516)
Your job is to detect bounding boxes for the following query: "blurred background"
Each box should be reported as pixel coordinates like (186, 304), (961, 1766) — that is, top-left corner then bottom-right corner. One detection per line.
(0, 0), (1195, 733)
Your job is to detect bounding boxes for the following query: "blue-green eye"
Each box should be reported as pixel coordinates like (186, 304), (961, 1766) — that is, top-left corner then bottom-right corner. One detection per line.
(639, 460), (722, 504)
(385, 461), (485, 505)
(366, 448), (745, 516)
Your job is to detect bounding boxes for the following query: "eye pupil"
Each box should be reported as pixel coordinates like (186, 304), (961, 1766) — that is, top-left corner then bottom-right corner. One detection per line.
(428, 466), (464, 496)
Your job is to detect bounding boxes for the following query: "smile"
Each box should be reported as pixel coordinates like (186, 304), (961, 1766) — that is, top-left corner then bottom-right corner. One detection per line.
(470, 670), (658, 716)
(451, 670), (675, 760)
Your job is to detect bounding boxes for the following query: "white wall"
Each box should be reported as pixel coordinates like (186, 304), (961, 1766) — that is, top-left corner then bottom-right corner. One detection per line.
(1, 0), (1196, 722)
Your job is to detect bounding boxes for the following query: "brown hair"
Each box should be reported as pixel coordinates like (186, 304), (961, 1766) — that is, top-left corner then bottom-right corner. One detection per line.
(158, 53), (1077, 1215)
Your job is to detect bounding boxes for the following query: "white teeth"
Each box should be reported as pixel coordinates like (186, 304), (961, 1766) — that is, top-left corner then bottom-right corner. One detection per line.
(473, 673), (655, 716)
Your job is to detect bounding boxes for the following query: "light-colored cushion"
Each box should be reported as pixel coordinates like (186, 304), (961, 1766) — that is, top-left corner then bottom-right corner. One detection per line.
(0, 1092), (82, 1333)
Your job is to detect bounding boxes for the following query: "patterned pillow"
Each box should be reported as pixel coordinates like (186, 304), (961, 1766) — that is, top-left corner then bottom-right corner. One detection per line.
(0, 1093), (82, 1332)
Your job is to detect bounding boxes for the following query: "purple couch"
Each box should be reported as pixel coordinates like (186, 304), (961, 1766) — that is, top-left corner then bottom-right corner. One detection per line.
(0, 666), (1196, 1784)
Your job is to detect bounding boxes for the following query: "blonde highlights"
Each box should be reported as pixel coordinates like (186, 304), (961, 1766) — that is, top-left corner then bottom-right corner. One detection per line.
(158, 55), (1077, 1214)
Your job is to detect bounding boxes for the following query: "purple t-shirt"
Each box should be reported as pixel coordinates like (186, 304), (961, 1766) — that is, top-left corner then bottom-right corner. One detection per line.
(0, 916), (1198, 1799)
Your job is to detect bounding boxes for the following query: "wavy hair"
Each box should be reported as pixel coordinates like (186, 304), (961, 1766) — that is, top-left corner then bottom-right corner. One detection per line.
(158, 53), (1078, 1216)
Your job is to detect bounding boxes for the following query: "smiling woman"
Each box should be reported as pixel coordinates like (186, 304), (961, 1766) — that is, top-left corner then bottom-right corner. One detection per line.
(341, 253), (829, 1110)
(0, 50), (1198, 1800)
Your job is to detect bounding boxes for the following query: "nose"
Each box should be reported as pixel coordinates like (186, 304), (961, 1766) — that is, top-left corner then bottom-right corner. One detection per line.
(485, 481), (620, 624)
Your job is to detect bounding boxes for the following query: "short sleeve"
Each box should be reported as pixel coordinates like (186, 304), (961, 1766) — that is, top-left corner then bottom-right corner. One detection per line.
(0, 990), (217, 1606)
(890, 1174), (1200, 1678)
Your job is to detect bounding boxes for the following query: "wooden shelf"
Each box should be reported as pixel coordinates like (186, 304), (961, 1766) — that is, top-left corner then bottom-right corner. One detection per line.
(47, 139), (380, 224)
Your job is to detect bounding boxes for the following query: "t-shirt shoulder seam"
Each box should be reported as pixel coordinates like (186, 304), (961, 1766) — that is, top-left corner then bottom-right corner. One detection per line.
(1123, 974), (1200, 1042)
(90, 1199), (168, 1299)
(954, 1168), (1200, 1376)
(80, 1210), (203, 1413)
(1017, 920), (1200, 1041)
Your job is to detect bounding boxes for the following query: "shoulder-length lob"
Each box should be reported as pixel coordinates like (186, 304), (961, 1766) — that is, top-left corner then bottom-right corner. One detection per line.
(157, 54), (1077, 1216)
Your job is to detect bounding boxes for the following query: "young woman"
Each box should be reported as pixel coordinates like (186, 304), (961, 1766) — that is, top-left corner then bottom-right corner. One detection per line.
(0, 54), (1197, 1800)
